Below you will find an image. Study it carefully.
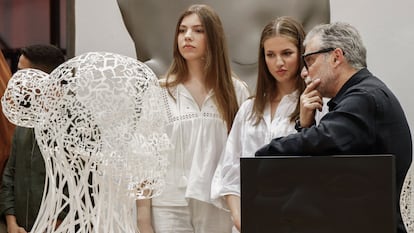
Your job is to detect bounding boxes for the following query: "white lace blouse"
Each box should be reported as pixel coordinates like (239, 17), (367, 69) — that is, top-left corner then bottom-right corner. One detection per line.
(152, 78), (250, 206)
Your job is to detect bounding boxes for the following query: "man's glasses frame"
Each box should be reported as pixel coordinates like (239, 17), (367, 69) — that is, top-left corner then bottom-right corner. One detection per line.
(302, 47), (335, 70)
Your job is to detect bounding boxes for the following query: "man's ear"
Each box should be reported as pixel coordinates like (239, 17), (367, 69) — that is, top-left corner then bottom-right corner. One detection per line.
(332, 48), (344, 66)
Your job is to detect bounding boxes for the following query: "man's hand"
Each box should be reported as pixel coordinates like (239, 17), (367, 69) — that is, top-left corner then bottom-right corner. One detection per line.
(7, 224), (27, 233)
(6, 215), (28, 233)
(299, 78), (323, 128)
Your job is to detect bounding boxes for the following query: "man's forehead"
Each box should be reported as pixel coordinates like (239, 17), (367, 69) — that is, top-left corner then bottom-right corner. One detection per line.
(304, 36), (321, 52)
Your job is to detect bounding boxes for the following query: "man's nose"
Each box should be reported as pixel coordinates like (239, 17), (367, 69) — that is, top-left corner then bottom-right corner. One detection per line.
(301, 66), (308, 80)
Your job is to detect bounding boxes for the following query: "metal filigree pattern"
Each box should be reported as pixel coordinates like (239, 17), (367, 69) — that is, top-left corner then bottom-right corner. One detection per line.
(401, 165), (414, 233)
(1, 52), (171, 233)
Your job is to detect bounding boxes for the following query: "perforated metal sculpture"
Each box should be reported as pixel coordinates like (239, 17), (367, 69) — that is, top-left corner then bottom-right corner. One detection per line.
(401, 167), (414, 233)
(2, 52), (171, 233)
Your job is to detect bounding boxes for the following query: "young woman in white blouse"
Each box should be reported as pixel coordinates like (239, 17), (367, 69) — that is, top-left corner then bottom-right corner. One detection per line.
(213, 16), (310, 232)
(136, 4), (249, 233)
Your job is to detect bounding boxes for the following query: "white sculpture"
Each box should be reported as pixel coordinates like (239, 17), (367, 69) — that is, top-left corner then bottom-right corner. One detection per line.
(1, 52), (171, 233)
(401, 165), (414, 233)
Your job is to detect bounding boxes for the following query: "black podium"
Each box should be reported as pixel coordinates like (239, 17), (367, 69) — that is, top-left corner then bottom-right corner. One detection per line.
(241, 155), (396, 233)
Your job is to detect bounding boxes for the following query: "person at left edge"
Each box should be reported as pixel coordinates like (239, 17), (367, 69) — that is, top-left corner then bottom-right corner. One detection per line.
(0, 44), (66, 233)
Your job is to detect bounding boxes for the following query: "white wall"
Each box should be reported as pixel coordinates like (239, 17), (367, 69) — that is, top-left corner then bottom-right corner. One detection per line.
(76, 0), (414, 143)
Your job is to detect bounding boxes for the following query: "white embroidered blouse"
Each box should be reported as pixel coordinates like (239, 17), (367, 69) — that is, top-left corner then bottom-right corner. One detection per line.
(152, 78), (250, 206)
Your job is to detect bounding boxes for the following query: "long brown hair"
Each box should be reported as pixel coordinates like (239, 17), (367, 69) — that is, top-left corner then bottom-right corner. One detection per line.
(163, 4), (239, 132)
(251, 16), (306, 125)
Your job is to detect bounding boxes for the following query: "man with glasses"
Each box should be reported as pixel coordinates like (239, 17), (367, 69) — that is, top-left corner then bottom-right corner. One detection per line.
(256, 22), (412, 233)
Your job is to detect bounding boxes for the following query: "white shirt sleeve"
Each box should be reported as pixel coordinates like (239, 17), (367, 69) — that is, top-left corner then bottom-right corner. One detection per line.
(211, 100), (252, 210)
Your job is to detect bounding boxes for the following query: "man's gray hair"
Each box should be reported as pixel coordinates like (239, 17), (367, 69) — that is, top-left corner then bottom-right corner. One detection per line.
(304, 22), (367, 69)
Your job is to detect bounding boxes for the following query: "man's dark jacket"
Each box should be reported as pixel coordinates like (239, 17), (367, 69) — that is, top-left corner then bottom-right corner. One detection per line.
(0, 127), (45, 231)
(257, 68), (412, 233)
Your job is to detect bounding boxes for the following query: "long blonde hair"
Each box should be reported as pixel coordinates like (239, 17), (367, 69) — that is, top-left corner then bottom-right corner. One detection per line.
(163, 4), (239, 132)
(251, 16), (306, 125)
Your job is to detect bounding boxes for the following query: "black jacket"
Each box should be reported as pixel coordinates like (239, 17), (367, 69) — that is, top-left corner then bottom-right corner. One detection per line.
(0, 127), (45, 231)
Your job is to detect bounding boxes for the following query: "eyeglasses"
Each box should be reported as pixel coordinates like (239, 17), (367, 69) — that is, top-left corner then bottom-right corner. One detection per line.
(302, 48), (335, 70)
